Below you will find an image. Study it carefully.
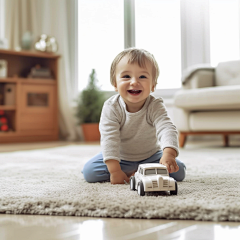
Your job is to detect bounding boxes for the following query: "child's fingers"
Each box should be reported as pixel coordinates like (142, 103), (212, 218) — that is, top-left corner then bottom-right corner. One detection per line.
(124, 175), (130, 183)
(164, 163), (171, 173)
(160, 161), (178, 173)
(175, 164), (179, 172)
(124, 179), (129, 184)
(173, 162), (179, 172)
(170, 163), (179, 173)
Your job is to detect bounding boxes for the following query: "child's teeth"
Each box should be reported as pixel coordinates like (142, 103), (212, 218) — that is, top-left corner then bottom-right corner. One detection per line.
(128, 90), (141, 93)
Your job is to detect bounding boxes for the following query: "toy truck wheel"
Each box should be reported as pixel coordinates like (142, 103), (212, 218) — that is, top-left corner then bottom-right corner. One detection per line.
(170, 181), (178, 195)
(137, 181), (145, 196)
(130, 176), (136, 190)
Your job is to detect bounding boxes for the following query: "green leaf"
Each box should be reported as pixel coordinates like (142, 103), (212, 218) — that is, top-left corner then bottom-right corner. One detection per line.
(74, 69), (107, 124)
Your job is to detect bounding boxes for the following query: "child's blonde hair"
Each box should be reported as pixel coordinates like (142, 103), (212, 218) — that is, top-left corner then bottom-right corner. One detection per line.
(110, 48), (160, 90)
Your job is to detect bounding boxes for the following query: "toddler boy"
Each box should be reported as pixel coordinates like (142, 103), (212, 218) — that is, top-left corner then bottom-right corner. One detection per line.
(82, 48), (186, 184)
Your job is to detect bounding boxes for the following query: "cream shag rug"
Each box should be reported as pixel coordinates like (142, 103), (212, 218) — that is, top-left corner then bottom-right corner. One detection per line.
(0, 145), (240, 222)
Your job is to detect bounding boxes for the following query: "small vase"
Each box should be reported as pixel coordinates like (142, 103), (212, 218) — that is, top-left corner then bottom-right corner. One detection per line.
(0, 60), (7, 78)
(21, 32), (33, 50)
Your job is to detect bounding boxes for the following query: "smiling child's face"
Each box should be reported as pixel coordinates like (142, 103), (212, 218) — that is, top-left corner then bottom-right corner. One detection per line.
(114, 55), (155, 113)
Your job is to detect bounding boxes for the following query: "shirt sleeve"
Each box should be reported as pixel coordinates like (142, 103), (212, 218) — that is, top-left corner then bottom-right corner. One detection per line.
(99, 101), (121, 163)
(150, 98), (179, 156)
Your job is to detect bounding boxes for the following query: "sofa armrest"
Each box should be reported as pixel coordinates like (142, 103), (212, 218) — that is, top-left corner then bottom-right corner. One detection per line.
(183, 70), (215, 89)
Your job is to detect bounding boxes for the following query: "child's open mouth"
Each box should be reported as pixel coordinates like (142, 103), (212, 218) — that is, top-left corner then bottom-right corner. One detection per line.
(127, 90), (142, 95)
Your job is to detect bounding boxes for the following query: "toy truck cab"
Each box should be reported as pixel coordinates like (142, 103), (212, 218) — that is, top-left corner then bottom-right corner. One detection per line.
(130, 163), (178, 196)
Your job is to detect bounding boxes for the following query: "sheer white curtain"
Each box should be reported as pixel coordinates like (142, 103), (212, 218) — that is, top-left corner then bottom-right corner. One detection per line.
(180, 0), (211, 71)
(4, 0), (81, 141)
(180, 0), (240, 70)
(0, 0), (5, 39)
(209, 0), (240, 66)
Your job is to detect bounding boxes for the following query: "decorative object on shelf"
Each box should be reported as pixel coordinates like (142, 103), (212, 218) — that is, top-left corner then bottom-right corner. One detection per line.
(0, 110), (9, 132)
(15, 46), (22, 51)
(21, 31), (33, 50)
(4, 84), (16, 106)
(34, 34), (58, 53)
(75, 69), (106, 141)
(28, 64), (53, 79)
(0, 60), (7, 78)
(0, 38), (8, 49)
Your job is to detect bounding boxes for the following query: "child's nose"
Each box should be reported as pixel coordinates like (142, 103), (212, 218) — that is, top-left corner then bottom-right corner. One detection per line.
(130, 77), (139, 85)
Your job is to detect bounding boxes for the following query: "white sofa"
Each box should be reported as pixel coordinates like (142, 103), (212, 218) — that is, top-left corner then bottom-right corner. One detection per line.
(173, 60), (240, 147)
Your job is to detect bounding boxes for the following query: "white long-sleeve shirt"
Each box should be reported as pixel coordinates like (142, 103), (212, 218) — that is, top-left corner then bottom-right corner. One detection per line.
(99, 94), (179, 163)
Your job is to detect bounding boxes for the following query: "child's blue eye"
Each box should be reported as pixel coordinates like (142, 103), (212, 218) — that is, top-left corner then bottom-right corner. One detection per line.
(140, 75), (147, 78)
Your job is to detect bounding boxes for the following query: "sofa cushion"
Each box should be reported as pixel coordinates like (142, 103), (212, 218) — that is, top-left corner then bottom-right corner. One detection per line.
(189, 111), (240, 131)
(215, 60), (240, 86)
(174, 85), (240, 110)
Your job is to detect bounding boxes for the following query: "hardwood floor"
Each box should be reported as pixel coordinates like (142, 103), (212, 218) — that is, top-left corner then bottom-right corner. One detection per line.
(0, 141), (240, 240)
(0, 214), (239, 240)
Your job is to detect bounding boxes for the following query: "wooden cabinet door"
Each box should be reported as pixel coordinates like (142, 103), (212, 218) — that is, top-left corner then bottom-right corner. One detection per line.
(19, 84), (57, 135)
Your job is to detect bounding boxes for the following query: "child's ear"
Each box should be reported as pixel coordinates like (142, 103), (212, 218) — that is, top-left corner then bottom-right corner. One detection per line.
(151, 85), (155, 92)
(114, 83), (118, 92)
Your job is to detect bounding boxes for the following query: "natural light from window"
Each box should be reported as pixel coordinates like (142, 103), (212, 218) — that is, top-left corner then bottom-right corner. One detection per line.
(78, 0), (124, 91)
(135, 0), (181, 89)
(209, 0), (240, 66)
(78, 0), (240, 91)
(78, 0), (182, 91)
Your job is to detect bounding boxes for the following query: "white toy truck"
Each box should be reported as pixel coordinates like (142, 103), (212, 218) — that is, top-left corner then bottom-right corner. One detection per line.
(130, 163), (178, 196)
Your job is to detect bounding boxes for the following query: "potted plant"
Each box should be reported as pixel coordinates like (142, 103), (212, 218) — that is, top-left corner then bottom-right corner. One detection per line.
(75, 69), (106, 141)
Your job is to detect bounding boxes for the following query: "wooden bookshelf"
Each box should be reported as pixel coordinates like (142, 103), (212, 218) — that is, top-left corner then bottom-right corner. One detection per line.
(0, 49), (60, 143)
(0, 105), (16, 110)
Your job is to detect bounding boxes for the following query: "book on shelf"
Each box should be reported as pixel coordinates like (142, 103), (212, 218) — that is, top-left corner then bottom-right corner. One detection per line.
(28, 65), (53, 79)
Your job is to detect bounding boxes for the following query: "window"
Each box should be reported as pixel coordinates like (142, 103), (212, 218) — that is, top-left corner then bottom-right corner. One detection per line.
(135, 0), (182, 89)
(78, 1), (240, 92)
(78, 0), (124, 91)
(78, 0), (181, 91)
(145, 169), (156, 175)
(209, 0), (240, 66)
(157, 169), (167, 175)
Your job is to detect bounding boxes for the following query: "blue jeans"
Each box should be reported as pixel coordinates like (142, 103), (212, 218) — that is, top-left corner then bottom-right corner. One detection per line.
(82, 151), (186, 183)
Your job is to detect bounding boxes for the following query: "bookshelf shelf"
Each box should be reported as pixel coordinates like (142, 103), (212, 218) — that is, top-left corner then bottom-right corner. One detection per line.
(0, 78), (18, 83)
(0, 105), (16, 110)
(0, 78), (56, 85)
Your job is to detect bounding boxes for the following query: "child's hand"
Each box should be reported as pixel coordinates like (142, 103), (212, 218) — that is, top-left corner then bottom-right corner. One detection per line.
(160, 148), (179, 173)
(110, 170), (130, 184)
